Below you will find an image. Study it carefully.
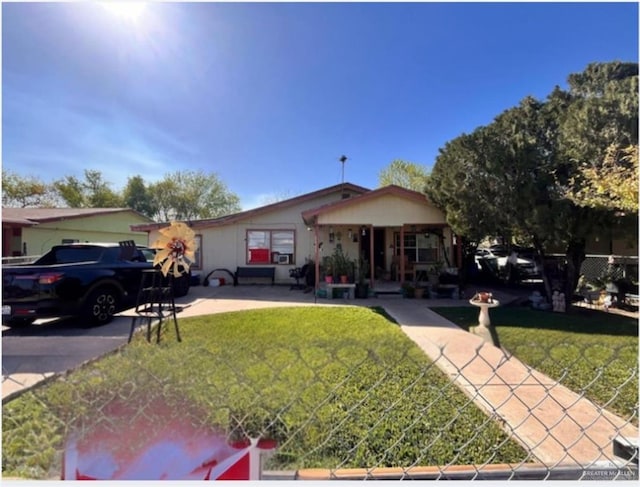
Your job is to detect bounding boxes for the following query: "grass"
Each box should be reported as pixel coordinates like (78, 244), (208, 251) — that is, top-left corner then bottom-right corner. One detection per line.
(433, 305), (638, 421)
(3, 306), (529, 479)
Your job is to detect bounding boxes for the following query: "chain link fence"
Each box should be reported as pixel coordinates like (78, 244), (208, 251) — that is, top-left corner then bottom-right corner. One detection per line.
(579, 255), (639, 283)
(2, 303), (638, 481)
(544, 253), (639, 284)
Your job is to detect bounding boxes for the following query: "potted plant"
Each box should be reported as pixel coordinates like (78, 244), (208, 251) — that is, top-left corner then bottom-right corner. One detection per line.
(331, 247), (354, 283)
(428, 260), (444, 286)
(321, 255), (333, 284)
(356, 257), (370, 299)
(401, 281), (415, 298)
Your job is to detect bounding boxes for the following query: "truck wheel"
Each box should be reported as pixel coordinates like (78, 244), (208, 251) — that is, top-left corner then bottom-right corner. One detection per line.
(5, 317), (35, 327)
(83, 287), (119, 325)
(173, 274), (190, 297)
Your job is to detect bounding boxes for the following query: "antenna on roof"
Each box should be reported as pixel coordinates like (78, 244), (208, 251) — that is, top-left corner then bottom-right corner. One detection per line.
(339, 155), (349, 199)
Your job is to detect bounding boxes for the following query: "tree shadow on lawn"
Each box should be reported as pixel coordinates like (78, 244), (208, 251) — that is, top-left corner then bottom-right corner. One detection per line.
(435, 305), (638, 337)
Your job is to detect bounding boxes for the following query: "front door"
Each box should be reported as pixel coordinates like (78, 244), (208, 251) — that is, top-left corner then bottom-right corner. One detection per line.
(360, 228), (385, 278)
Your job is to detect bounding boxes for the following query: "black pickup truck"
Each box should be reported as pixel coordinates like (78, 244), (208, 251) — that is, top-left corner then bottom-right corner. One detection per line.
(2, 243), (191, 327)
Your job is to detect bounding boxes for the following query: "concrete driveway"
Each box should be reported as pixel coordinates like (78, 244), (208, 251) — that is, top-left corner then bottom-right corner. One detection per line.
(1, 282), (498, 401)
(1, 283), (354, 400)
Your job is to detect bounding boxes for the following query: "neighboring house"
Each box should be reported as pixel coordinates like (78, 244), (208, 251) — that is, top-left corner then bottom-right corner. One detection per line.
(131, 183), (458, 291)
(2, 208), (154, 259)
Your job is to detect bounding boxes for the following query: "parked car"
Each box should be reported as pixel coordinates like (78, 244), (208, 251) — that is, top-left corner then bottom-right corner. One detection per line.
(2, 242), (190, 327)
(475, 246), (541, 281)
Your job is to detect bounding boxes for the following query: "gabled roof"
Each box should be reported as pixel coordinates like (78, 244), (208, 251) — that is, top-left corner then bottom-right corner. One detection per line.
(130, 182), (370, 232)
(301, 185), (433, 224)
(2, 208), (153, 226)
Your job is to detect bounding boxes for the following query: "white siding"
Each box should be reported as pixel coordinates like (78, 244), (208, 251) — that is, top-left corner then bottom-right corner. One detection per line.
(148, 190), (359, 284)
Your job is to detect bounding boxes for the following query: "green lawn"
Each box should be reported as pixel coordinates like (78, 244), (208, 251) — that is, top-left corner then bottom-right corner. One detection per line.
(433, 306), (638, 421)
(3, 306), (529, 479)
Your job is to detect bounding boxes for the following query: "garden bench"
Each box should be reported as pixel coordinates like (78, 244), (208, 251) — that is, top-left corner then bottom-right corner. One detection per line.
(235, 266), (275, 286)
(326, 283), (356, 300)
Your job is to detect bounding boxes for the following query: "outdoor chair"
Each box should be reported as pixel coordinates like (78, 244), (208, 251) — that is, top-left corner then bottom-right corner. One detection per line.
(289, 264), (309, 290)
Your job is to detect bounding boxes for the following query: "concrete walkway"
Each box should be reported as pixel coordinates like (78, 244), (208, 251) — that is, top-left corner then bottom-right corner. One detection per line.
(3, 284), (637, 469)
(378, 297), (637, 467)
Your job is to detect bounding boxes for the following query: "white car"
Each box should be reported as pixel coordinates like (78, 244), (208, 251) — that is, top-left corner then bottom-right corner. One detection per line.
(475, 247), (540, 279)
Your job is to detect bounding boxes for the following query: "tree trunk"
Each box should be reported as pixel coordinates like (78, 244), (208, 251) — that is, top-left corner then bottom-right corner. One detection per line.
(564, 238), (586, 310)
(532, 235), (553, 304)
(457, 238), (477, 291)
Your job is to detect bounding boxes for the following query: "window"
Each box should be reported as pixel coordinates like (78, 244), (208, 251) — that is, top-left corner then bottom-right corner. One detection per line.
(50, 247), (103, 264)
(247, 229), (295, 264)
(394, 232), (439, 263)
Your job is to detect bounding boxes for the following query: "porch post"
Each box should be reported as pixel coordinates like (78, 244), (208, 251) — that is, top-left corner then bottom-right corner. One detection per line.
(399, 225), (405, 282)
(314, 225), (320, 296)
(369, 225), (374, 292)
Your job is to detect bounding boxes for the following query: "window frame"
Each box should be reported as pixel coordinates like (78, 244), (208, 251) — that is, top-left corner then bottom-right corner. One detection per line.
(394, 232), (439, 263)
(246, 229), (295, 265)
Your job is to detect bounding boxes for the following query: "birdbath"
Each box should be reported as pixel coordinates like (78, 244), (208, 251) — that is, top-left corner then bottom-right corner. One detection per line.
(469, 292), (501, 347)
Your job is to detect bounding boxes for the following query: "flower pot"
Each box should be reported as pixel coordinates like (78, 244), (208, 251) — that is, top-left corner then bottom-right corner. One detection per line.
(355, 283), (369, 299)
(477, 292), (491, 303)
(325, 276), (333, 284)
(414, 288), (425, 299)
(340, 275), (349, 284)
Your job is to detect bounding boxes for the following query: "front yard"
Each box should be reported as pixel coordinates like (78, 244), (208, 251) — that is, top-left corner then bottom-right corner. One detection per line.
(433, 305), (639, 421)
(2, 306), (529, 480)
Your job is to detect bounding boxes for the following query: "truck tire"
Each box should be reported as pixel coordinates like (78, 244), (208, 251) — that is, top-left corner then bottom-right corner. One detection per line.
(173, 274), (190, 297)
(83, 287), (119, 325)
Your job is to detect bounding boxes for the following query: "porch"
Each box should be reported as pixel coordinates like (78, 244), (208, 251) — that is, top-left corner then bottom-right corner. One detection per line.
(300, 186), (460, 294)
(307, 223), (462, 295)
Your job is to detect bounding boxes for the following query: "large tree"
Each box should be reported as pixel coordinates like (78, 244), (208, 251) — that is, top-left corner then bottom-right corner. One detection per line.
(566, 144), (638, 213)
(148, 170), (241, 221)
(122, 175), (157, 219)
(2, 170), (59, 207)
(378, 160), (430, 192)
(53, 170), (123, 208)
(428, 97), (565, 295)
(561, 62), (639, 214)
(427, 62), (638, 306)
(428, 128), (507, 244)
(554, 62), (639, 299)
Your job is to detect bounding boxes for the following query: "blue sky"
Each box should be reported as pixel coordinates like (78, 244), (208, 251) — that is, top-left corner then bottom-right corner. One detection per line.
(2, 1), (638, 210)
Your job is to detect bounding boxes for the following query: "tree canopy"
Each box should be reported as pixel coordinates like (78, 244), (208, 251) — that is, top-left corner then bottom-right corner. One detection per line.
(53, 170), (124, 208)
(378, 160), (430, 192)
(2, 170), (58, 208)
(3, 168), (242, 222)
(122, 175), (157, 218)
(566, 144), (638, 213)
(426, 61), (638, 302)
(149, 170), (241, 221)
(560, 62), (639, 213)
